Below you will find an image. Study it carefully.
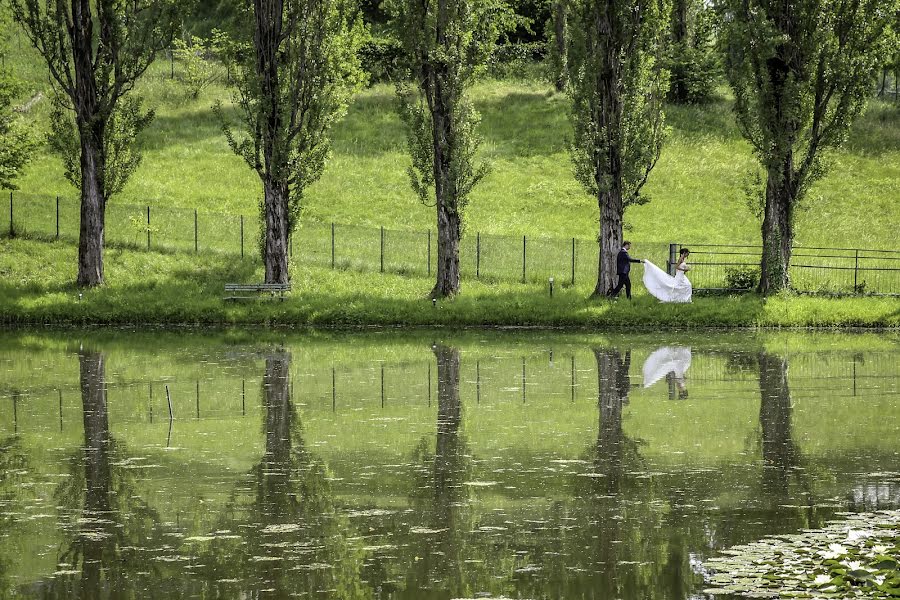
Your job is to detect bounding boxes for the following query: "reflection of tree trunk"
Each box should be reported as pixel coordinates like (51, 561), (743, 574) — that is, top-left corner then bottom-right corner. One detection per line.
(259, 352), (293, 519)
(78, 350), (111, 597)
(434, 345), (462, 493)
(592, 347), (630, 598)
(593, 348), (629, 494)
(758, 352), (800, 497)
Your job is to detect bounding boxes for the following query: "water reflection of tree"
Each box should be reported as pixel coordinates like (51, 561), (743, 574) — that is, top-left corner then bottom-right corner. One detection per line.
(194, 351), (367, 598)
(34, 350), (165, 598)
(758, 352), (803, 497)
(0, 435), (28, 595)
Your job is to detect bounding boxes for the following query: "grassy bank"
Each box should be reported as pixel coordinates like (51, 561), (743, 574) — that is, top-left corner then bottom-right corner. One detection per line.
(2, 237), (898, 327)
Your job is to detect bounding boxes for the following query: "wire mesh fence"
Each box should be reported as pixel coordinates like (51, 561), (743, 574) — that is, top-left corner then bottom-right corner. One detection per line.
(5, 192), (899, 295)
(679, 243), (900, 296)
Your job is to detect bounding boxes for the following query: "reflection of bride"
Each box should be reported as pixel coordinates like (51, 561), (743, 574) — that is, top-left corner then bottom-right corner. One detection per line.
(643, 248), (692, 303)
(642, 346), (692, 388)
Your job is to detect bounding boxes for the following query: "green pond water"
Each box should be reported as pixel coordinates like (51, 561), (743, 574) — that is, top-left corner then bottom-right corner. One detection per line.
(0, 329), (898, 599)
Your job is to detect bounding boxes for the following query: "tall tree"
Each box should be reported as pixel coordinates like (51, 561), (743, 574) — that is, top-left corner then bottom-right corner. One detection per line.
(393, 0), (512, 297)
(547, 0), (568, 92)
(10, 0), (179, 286)
(218, 0), (365, 284)
(665, 0), (718, 104)
(567, 0), (670, 298)
(720, 0), (898, 294)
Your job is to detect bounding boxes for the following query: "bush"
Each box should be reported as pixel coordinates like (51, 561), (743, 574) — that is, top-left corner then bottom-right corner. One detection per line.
(359, 36), (404, 84)
(172, 36), (222, 99)
(486, 42), (546, 80)
(664, 44), (719, 104)
(724, 265), (759, 290)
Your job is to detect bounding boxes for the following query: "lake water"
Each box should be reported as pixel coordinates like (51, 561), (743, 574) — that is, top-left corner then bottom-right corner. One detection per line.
(0, 329), (898, 599)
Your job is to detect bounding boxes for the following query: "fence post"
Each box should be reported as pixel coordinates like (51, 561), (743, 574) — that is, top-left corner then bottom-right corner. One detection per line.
(571, 237), (576, 285)
(331, 222), (335, 269)
(56, 196), (59, 239)
(667, 243), (677, 276)
(476, 232), (481, 279)
(146, 206), (151, 250)
(427, 230), (431, 276)
(854, 249), (859, 292)
(289, 233), (293, 257)
(240, 215), (244, 258)
(8, 191), (12, 237)
(170, 49), (174, 79)
(522, 235), (526, 283)
(194, 209), (198, 253)
(380, 226), (384, 273)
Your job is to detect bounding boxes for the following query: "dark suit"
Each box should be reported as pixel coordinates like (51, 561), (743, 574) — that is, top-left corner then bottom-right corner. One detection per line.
(609, 248), (641, 299)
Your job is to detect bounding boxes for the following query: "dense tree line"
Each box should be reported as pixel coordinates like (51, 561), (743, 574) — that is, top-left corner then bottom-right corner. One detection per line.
(2, 0), (896, 296)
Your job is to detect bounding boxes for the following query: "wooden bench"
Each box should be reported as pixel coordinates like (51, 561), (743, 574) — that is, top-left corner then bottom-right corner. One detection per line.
(224, 283), (291, 301)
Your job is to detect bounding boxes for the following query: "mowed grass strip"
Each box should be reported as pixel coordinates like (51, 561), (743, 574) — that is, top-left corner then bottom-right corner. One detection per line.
(2, 237), (898, 327)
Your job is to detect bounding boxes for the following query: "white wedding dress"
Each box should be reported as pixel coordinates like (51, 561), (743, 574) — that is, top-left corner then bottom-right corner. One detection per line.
(642, 260), (692, 303)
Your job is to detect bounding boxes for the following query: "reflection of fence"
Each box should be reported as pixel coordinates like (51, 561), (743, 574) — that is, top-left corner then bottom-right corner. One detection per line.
(7, 192), (899, 294)
(2, 347), (898, 434)
(672, 243), (900, 296)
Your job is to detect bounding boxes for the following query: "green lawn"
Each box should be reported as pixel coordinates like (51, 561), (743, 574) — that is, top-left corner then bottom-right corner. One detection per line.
(2, 237), (898, 327)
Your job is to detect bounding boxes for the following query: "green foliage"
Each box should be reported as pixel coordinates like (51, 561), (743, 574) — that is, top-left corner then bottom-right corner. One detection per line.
(359, 34), (404, 84)
(664, 0), (719, 104)
(391, 0), (516, 214)
(720, 0), (899, 205)
(216, 0), (366, 235)
(725, 265), (760, 290)
(172, 35), (222, 99)
(10, 0), (180, 203)
(48, 95), (154, 197)
(0, 65), (36, 191)
(567, 0), (671, 205)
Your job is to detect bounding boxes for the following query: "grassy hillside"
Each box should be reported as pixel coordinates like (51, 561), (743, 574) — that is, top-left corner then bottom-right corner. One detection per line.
(4, 25), (900, 250)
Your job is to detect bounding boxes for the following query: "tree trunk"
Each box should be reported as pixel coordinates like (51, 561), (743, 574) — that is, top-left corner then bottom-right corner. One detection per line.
(594, 186), (624, 297)
(76, 135), (106, 287)
(432, 198), (461, 298)
(758, 160), (794, 294)
(72, 0), (107, 288)
(590, 2), (625, 298)
(553, 0), (567, 92)
(426, 0), (462, 299)
(78, 349), (111, 596)
(758, 47), (795, 295)
(263, 180), (291, 284)
(254, 0), (291, 285)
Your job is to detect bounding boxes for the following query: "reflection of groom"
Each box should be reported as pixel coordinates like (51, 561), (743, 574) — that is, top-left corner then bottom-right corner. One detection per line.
(608, 241), (643, 300)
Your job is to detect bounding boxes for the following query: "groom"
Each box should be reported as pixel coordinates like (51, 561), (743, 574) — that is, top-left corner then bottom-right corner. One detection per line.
(607, 241), (644, 300)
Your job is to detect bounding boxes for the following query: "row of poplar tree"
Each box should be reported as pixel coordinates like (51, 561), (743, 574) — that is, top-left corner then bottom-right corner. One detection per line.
(1, 0), (898, 296)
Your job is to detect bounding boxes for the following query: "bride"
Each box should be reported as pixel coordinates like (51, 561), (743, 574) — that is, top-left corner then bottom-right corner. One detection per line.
(642, 248), (692, 303)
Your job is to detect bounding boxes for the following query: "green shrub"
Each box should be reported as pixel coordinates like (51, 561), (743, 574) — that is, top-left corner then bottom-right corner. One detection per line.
(359, 36), (403, 84)
(724, 265), (759, 290)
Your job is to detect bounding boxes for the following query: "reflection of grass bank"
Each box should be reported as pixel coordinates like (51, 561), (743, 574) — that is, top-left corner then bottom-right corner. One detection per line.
(705, 511), (900, 598)
(2, 237), (900, 327)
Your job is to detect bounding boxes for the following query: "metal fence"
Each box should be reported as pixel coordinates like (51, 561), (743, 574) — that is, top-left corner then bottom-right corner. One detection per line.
(675, 243), (900, 296)
(6, 191), (899, 295)
(6, 191), (668, 287)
